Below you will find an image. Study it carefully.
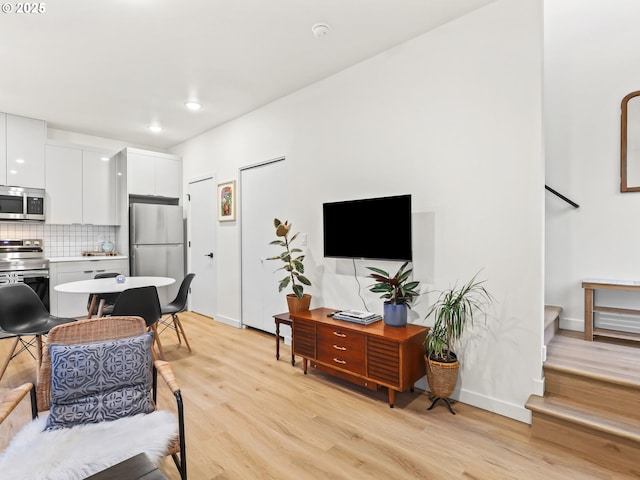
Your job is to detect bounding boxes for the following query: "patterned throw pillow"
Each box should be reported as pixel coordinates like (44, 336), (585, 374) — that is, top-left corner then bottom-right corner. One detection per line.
(45, 332), (155, 431)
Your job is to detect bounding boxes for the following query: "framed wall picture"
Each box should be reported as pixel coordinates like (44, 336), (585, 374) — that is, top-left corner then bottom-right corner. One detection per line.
(217, 180), (236, 221)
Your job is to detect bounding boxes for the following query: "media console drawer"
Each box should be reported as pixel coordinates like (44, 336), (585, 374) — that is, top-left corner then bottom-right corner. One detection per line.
(292, 307), (428, 407)
(317, 324), (366, 375)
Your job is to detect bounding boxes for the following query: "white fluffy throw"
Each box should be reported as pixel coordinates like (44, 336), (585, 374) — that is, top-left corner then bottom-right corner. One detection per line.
(0, 410), (177, 479)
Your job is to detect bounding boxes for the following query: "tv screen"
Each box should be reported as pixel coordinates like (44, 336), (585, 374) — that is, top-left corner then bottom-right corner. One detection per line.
(323, 194), (412, 261)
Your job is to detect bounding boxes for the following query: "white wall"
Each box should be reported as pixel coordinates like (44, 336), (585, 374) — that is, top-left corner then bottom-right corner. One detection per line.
(173, 0), (543, 423)
(545, 1), (640, 331)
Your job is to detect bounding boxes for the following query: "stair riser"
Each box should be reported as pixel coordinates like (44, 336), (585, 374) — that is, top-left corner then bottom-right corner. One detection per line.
(545, 369), (640, 420)
(531, 412), (640, 476)
(544, 318), (558, 345)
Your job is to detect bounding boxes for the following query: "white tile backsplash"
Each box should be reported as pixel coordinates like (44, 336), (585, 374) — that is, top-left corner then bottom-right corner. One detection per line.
(0, 223), (118, 257)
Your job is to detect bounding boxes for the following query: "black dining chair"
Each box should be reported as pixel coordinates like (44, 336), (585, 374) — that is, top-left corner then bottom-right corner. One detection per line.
(111, 285), (165, 359)
(86, 272), (121, 318)
(0, 283), (76, 382)
(159, 273), (195, 352)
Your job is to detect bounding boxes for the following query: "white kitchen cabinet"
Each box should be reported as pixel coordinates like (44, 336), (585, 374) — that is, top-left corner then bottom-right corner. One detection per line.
(155, 156), (182, 198)
(82, 150), (117, 225)
(127, 148), (181, 198)
(49, 258), (129, 318)
(127, 151), (156, 196)
(0, 114), (6, 186)
(5, 114), (46, 188)
(45, 143), (117, 225)
(45, 144), (82, 224)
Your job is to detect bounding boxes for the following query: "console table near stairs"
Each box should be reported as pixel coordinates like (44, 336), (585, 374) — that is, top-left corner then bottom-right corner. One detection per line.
(582, 278), (640, 342)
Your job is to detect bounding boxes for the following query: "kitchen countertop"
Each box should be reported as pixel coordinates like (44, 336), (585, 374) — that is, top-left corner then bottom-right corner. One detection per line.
(48, 255), (129, 262)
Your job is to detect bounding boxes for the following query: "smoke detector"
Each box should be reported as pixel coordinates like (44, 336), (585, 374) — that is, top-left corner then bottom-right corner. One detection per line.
(312, 23), (331, 38)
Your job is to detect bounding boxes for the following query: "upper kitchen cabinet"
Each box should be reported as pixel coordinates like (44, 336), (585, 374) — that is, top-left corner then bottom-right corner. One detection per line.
(126, 148), (181, 198)
(0, 114), (6, 185)
(45, 143), (117, 225)
(2, 114), (46, 188)
(45, 144), (82, 224)
(82, 150), (117, 225)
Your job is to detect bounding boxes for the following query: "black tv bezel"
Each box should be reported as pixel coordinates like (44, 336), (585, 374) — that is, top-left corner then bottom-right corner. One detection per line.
(322, 194), (412, 262)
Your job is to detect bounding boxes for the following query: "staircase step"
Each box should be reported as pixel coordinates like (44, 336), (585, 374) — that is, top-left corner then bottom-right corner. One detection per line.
(527, 393), (640, 443)
(544, 305), (562, 329)
(526, 394), (640, 474)
(544, 305), (561, 345)
(544, 334), (640, 420)
(546, 334), (640, 385)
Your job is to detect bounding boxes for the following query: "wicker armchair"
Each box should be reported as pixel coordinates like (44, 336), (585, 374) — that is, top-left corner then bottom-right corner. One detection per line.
(0, 316), (186, 479)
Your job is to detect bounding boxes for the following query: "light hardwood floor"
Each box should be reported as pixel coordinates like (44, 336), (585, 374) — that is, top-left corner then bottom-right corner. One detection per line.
(0, 313), (637, 479)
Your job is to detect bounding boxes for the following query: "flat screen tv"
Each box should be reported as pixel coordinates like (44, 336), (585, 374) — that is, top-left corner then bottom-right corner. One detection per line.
(323, 194), (412, 261)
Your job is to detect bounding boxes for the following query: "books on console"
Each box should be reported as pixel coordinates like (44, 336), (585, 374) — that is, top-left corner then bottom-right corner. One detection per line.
(332, 309), (382, 325)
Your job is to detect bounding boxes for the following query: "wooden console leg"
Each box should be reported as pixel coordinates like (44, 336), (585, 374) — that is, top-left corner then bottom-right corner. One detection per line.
(584, 287), (594, 341)
(388, 388), (395, 408)
(275, 320), (281, 360)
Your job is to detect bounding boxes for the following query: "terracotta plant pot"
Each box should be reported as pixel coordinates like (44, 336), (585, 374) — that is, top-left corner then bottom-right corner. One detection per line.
(286, 294), (311, 313)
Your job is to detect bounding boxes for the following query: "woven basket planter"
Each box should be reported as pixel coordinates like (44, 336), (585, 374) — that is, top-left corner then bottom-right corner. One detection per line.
(425, 355), (460, 399)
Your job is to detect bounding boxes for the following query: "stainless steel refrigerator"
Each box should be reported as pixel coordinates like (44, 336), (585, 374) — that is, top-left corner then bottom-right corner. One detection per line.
(130, 203), (184, 305)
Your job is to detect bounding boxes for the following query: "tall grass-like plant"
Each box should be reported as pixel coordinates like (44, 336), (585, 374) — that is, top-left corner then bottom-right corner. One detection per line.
(425, 273), (493, 363)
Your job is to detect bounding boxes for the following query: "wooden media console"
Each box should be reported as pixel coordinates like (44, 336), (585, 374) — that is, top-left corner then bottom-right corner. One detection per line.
(291, 307), (428, 407)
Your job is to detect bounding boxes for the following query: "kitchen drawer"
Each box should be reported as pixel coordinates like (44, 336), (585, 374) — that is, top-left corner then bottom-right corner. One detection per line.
(317, 325), (365, 375)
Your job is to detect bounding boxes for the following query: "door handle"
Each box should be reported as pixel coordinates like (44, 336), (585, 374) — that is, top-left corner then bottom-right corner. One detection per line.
(205, 253), (214, 258)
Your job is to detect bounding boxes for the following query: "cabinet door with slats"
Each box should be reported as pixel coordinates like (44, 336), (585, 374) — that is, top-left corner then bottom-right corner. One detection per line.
(293, 318), (316, 359)
(367, 336), (400, 387)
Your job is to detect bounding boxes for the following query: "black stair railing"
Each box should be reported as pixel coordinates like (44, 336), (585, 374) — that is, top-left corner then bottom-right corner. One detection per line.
(545, 185), (579, 208)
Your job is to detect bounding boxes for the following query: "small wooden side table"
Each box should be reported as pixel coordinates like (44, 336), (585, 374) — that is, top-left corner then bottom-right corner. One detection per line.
(273, 312), (295, 365)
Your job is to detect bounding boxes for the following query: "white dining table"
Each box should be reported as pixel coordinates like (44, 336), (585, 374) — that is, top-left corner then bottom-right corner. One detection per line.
(54, 276), (175, 318)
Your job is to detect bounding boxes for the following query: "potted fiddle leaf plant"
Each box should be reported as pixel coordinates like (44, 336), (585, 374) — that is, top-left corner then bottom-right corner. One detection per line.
(367, 261), (420, 327)
(267, 218), (312, 313)
(424, 272), (493, 414)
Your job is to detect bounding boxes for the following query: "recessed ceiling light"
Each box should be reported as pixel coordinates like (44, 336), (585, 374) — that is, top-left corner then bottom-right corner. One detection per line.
(100, 156), (110, 162)
(149, 124), (162, 133)
(312, 23), (331, 38)
(185, 101), (202, 111)
(15, 158), (24, 164)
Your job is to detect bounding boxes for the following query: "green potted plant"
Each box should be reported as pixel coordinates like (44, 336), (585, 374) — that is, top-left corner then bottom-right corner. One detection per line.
(367, 261), (420, 327)
(424, 272), (493, 414)
(267, 218), (312, 313)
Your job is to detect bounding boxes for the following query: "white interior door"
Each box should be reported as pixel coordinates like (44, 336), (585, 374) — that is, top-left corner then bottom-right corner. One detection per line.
(241, 158), (288, 333)
(187, 176), (216, 317)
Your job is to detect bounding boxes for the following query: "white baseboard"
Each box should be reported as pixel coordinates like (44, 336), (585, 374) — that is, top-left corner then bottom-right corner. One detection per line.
(532, 377), (545, 397)
(559, 316), (583, 332)
(456, 389), (532, 424)
(213, 315), (241, 329)
(415, 376), (533, 424)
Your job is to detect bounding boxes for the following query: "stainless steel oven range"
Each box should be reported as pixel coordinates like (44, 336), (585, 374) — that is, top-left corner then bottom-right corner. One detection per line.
(0, 239), (49, 310)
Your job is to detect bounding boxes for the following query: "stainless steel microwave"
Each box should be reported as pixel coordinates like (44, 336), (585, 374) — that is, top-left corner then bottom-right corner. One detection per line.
(0, 186), (45, 221)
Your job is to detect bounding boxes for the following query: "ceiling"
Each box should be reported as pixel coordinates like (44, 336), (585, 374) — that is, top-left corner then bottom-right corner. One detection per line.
(0, 0), (495, 150)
